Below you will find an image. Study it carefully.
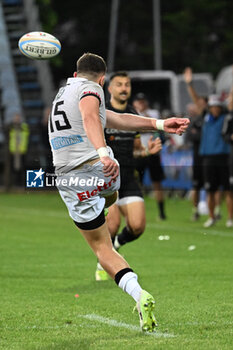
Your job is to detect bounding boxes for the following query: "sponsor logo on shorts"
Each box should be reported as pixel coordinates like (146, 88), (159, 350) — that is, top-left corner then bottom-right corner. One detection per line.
(77, 178), (116, 201)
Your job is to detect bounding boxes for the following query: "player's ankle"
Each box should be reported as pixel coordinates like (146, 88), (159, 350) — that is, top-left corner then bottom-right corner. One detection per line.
(115, 268), (142, 302)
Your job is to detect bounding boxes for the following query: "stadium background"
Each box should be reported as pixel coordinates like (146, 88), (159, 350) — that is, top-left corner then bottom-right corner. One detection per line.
(1, 0), (233, 189)
(0, 1), (233, 350)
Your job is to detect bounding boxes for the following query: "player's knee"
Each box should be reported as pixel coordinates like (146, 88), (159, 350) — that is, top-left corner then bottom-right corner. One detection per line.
(128, 222), (145, 237)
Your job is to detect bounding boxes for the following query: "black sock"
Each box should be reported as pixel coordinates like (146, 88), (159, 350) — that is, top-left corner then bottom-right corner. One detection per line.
(117, 226), (138, 246)
(158, 201), (166, 218)
(114, 267), (133, 285)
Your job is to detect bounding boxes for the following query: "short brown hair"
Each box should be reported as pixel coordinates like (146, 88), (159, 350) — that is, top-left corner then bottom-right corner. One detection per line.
(109, 71), (129, 82)
(77, 53), (107, 76)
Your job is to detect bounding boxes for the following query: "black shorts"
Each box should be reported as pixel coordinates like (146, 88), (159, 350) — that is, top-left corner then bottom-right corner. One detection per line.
(118, 167), (143, 199)
(192, 155), (204, 190)
(229, 152), (233, 191)
(202, 154), (230, 192)
(135, 154), (165, 183)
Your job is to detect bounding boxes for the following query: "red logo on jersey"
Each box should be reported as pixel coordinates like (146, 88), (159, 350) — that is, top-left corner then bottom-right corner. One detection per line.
(77, 178), (116, 201)
(83, 91), (101, 99)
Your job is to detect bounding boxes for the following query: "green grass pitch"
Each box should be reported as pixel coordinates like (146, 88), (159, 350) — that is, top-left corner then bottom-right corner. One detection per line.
(0, 192), (232, 350)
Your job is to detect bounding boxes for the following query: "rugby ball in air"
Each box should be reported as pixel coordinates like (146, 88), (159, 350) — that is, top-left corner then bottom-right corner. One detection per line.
(18, 31), (61, 60)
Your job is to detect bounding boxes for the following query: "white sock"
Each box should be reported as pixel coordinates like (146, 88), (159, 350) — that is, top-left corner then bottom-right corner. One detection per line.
(118, 272), (142, 302)
(114, 236), (121, 250)
(97, 262), (104, 270)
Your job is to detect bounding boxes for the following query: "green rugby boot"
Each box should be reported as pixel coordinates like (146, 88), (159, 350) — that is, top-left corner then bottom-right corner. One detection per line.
(95, 262), (109, 281)
(135, 290), (158, 332)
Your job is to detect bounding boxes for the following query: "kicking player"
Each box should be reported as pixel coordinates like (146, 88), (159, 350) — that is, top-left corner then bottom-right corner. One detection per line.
(48, 53), (190, 332)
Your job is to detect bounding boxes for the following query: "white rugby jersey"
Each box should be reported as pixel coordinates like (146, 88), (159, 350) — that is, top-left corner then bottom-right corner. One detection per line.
(49, 77), (106, 173)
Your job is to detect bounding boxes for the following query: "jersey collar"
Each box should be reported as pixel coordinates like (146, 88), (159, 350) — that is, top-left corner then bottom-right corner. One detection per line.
(66, 77), (87, 85)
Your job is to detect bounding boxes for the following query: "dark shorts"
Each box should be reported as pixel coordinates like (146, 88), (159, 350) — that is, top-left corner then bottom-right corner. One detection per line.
(229, 152), (233, 191)
(118, 167), (143, 199)
(202, 155), (230, 192)
(135, 154), (165, 183)
(192, 155), (204, 190)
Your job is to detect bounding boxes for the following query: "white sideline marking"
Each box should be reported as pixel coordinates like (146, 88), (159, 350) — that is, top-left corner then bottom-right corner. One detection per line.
(147, 223), (233, 238)
(1, 320), (232, 331)
(79, 314), (175, 338)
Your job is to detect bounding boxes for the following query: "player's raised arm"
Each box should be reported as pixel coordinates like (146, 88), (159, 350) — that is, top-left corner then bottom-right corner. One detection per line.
(106, 109), (190, 135)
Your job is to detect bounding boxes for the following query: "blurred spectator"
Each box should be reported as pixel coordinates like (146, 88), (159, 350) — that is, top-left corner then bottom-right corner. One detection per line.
(222, 107), (233, 228)
(186, 103), (201, 118)
(133, 93), (166, 220)
(184, 103), (204, 221)
(183, 67), (208, 115)
(184, 67), (222, 221)
(6, 113), (29, 188)
(199, 95), (232, 228)
(160, 108), (186, 151)
(167, 132), (186, 151)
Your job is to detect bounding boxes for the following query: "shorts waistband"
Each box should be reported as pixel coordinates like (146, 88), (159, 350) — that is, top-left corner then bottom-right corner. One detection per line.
(72, 157), (100, 170)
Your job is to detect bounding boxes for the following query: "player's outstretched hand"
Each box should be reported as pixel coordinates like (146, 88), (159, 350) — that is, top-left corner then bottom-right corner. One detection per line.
(147, 136), (162, 155)
(101, 156), (119, 180)
(163, 117), (190, 135)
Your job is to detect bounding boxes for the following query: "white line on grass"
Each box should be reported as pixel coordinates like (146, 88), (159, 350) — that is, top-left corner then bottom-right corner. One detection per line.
(147, 223), (233, 238)
(79, 314), (175, 338)
(2, 320), (232, 332)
